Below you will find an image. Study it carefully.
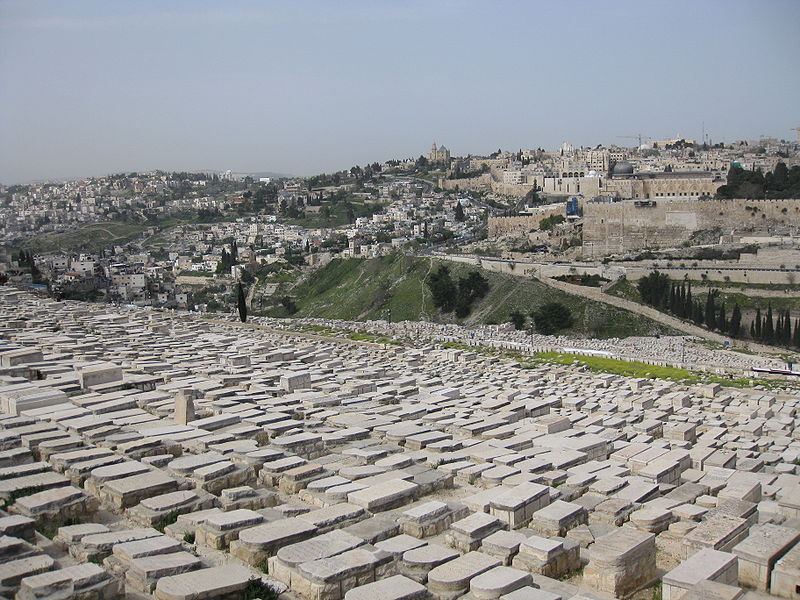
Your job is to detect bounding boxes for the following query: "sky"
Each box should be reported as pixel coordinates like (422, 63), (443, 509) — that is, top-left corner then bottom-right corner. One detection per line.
(1, 0), (799, 184)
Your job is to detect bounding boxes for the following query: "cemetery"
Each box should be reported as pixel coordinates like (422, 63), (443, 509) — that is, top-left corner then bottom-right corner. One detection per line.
(0, 286), (799, 599)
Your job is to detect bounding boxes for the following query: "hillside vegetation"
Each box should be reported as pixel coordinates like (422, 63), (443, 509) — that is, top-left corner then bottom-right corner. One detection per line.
(19, 221), (148, 254)
(265, 253), (678, 339)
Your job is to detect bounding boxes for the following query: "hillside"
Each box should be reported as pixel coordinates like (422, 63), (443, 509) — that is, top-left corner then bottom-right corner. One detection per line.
(264, 254), (679, 339)
(19, 221), (148, 254)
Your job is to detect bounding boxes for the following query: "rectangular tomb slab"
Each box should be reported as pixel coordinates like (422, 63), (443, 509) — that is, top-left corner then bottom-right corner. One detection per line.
(770, 541), (800, 600)
(195, 508), (264, 550)
(229, 517), (317, 566)
(583, 527), (657, 599)
(292, 545), (395, 600)
(100, 470), (178, 510)
(269, 529), (365, 587)
(662, 548), (738, 600)
(682, 515), (750, 559)
(154, 564), (254, 600)
(732, 523), (800, 592)
(347, 479), (419, 512)
(343, 574), (428, 600)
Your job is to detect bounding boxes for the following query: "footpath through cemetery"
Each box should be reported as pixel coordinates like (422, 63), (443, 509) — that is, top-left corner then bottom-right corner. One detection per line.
(2, 287), (800, 600)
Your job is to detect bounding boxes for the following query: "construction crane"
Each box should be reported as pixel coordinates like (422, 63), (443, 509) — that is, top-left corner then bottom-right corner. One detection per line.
(616, 134), (651, 148)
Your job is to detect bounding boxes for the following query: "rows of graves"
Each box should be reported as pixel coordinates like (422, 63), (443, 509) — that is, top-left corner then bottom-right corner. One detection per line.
(0, 287), (799, 600)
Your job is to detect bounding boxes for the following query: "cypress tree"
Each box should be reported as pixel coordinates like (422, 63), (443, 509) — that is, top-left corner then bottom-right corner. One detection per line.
(778, 311), (786, 344)
(794, 318), (800, 348)
(685, 284), (692, 319)
(718, 303), (726, 333)
(765, 304), (774, 342)
(236, 282), (247, 323)
(750, 321), (756, 338)
(669, 283), (676, 314)
(705, 291), (716, 330)
(694, 300), (704, 324)
(729, 304), (741, 338)
(754, 308), (762, 340)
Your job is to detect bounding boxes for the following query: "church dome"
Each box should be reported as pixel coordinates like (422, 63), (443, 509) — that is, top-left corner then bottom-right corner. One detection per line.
(612, 161), (634, 176)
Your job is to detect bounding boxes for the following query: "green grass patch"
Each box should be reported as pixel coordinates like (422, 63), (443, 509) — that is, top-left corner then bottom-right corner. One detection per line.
(530, 351), (698, 381)
(154, 509), (180, 533)
(527, 351), (797, 389)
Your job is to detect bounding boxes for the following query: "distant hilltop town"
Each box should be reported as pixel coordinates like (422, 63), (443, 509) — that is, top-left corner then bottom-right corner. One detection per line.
(1, 132), (798, 315)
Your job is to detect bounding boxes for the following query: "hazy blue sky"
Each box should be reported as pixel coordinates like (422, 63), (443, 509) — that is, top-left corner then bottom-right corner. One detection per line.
(1, 0), (799, 183)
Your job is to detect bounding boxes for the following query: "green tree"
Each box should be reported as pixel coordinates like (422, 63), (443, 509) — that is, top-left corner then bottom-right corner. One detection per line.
(280, 296), (298, 315)
(637, 271), (670, 308)
(531, 302), (573, 335)
(704, 290), (717, 330)
(236, 283), (247, 323)
(509, 311), (526, 330)
(764, 304), (774, 342)
(454, 271), (489, 318)
(728, 304), (742, 338)
(454, 201), (465, 222)
(426, 265), (457, 313)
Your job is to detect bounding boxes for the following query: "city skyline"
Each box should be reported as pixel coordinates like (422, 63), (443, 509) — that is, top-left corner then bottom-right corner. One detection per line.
(1, 0), (799, 184)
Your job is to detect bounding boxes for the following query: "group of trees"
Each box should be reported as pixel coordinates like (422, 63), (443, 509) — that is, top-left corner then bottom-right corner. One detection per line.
(216, 241), (238, 274)
(749, 306), (800, 347)
(426, 265), (490, 318)
(637, 271), (800, 348)
(15, 249), (43, 283)
(716, 162), (800, 199)
(637, 272), (743, 337)
(509, 302), (574, 335)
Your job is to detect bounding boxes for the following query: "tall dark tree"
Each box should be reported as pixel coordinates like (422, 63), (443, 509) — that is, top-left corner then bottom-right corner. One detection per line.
(718, 302), (727, 333)
(454, 271), (490, 318)
(637, 271), (670, 308)
(764, 304), (774, 342)
(685, 283), (692, 318)
(794, 318), (800, 348)
(754, 308), (762, 340)
(704, 290), (717, 330)
(729, 304), (742, 338)
(236, 282), (247, 323)
(454, 201), (465, 222)
(532, 302), (573, 335)
(426, 265), (457, 312)
(509, 311), (526, 330)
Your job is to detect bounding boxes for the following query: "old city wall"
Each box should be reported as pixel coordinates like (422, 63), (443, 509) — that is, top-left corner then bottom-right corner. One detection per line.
(488, 205), (565, 238)
(490, 181), (535, 197)
(582, 198), (800, 257)
(440, 173), (492, 192)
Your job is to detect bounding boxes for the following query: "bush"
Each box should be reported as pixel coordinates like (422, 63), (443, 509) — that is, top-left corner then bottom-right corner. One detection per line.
(532, 302), (573, 335)
(509, 310), (526, 330)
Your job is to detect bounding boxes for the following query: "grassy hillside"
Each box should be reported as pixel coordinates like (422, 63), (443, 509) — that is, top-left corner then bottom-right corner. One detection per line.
(265, 254), (678, 339)
(19, 221), (148, 254)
